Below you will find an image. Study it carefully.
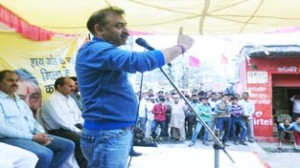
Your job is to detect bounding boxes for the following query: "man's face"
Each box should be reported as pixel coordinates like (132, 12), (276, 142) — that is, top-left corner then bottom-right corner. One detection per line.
(99, 13), (129, 46)
(222, 96), (228, 102)
(284, 120), (291, 126)
(73, 80), (79, 92)
(57, 78), (75, 96)
(0, 72), (19, 95)
(297, 117), (300, 124)
(192, 96), (198, 101)
(165, 93), (171, 99)
(202, 99), (208, 104)
(243, 93), (249, 99)
(17, 80), (41, 112)
(231, 99), (238, 104)
(173, 96), (180, 103)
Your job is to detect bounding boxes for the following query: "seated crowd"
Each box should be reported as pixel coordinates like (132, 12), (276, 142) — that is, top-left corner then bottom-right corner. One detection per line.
(0, 69), (144, 168)
(0, 70), (86, 168)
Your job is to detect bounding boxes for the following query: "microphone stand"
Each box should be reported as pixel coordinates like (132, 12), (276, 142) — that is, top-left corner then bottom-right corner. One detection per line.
(135, 37), (235, 167)
(159, 66), (235, 168)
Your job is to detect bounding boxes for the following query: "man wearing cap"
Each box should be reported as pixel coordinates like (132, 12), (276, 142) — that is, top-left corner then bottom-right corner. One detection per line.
(189, 97), (212, 147)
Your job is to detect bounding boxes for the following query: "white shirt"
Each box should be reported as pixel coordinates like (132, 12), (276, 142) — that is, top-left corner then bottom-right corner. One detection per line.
(138, 98), (147, 118)
(239, 99), (255, 119)
(146, 101), (155, 121)
(290, 95), (300, 113)
(0, 142), (38, 168)
(42, 91), (83, 133)
(208, 99), (218, 110)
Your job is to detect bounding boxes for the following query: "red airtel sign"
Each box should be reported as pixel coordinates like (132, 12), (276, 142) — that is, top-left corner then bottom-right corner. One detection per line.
(247, 79), (273, 137)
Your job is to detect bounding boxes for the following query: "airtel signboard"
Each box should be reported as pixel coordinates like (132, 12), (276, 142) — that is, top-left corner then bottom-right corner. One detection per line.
(253, 111), (273, 126)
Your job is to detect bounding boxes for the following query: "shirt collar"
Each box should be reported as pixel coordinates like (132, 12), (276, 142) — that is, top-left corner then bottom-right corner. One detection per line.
(92, 36), (105, 42)
(0, 90), (21, 100)
(54, 90), (71, 100)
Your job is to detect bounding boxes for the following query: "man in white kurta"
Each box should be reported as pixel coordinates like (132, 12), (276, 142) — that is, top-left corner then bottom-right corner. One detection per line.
(170, 94), (187, 141)
(0, 142), (38, 168)
(42, 77), (86, 168)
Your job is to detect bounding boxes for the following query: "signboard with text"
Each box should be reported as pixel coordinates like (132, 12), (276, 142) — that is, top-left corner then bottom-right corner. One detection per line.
(0, 32), (82, 99)
(246, 70), (273, 137)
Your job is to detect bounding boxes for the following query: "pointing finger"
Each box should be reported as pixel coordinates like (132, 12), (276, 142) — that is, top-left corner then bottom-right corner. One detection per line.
(178, 26), (183, 36)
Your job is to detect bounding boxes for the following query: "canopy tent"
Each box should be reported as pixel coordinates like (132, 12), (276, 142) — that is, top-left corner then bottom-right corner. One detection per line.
(1, 0), (300, 41)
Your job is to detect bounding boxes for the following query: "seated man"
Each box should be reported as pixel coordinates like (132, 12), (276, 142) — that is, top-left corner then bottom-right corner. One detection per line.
(0, 70), (75, 168)
(0, 142), (38, 168)
(42, 77), (87, 168)
(293, 116), (300, 149)
(278, 119), (297, 149)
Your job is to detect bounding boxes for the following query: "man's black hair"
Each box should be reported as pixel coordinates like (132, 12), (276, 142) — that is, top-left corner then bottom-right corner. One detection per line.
(230, 96), (238, 101)
(0, 70), (14, 82)
(70, 76), (77, 82)
(54, 77), (67, 90)
(87, 6), (125, 35)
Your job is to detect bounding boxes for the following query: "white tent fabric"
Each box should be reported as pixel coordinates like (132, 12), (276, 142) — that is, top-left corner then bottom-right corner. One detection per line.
(1, 0), (300, 35)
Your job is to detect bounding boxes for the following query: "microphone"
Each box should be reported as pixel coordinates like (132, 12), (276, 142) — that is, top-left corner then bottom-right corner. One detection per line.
(135, 38), (172, 67)
(135, 38), (155, 51)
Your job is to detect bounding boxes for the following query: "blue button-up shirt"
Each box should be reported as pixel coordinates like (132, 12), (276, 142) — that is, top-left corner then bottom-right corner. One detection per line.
(0, 91), (45, 139)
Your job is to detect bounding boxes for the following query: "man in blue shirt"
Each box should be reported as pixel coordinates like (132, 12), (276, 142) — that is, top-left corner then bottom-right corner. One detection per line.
(0, 70), (75, 168)
(278, 119), (296, 149)
(76, 6), (194, 168)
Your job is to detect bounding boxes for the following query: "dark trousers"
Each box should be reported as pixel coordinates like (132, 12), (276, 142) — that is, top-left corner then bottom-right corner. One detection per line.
(48, 124), (87, 168)
(186, 115), (196, 138)
(151, 120), (167, 138)
(216, 117), (231, 143)
(165, 114), (171, 137)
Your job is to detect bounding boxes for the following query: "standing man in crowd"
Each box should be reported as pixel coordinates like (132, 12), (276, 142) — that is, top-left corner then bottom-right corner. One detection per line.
(189, 97), (212, 147)
(230, 97), (247, 145)
(145, 95), (156, 139)
(151, 96), (167, 139)
(42, 77), (87, 168)
(76, 6), (194, 168)
(0, 70), (75, 168)
(290, 94), (300, 121)
(185, 94), (199, 140)
(137, 92), (147, 133)
(239, 92), (255, 143)
(170, 94), (187, 142)
(215, 94), (231, 146)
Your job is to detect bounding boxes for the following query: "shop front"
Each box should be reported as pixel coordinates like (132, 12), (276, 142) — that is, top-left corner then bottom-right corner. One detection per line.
(238, 45), (300, 141)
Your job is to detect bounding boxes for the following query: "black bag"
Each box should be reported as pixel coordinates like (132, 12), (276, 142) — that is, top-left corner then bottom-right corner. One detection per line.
(133, 126), (157, 147)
